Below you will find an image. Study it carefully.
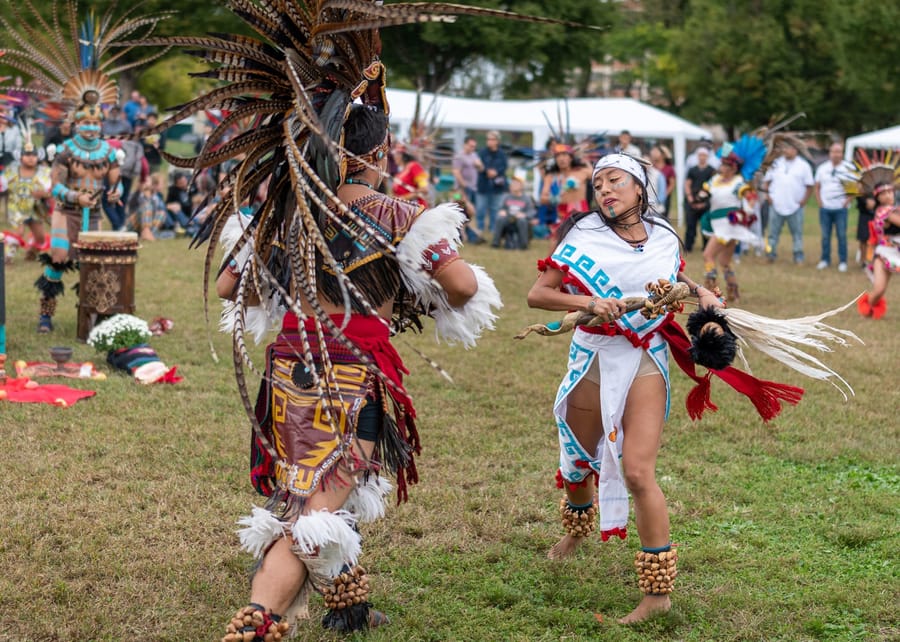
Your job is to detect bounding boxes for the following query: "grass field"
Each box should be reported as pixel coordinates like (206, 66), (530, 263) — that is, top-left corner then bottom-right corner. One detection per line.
(0, 213), (897, 642)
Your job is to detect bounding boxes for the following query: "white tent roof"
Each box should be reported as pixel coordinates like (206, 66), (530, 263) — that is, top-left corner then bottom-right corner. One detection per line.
(384, 88), (711, 224)
(385, 88), (711, 142)
(845, 125), (900, 160)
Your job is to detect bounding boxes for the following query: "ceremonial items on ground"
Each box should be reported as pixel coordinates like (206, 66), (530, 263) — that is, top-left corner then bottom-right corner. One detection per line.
(86, 314), (181, 384)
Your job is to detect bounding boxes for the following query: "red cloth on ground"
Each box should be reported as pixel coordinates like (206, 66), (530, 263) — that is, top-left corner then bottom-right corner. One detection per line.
(0, 377), (95, 406)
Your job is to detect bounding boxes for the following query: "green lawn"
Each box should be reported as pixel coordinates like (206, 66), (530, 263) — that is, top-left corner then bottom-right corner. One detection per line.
(0, 210), (897, 641)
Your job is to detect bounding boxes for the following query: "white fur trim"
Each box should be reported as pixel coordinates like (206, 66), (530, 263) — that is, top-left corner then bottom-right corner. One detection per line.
(236, 506), (287, 559)
(218, 213), (284, 344)
(429, 264), (501, 348)
(397, 204), (502, 348)
(343, 476), (393, 523)
(290, 509), (361, 578)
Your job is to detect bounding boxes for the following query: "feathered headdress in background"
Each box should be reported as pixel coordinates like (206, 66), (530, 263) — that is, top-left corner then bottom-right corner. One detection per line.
(842, 149), (900, 198)
(0, 0), (171, 119)
(123, 0), (602, 462)
(718, 134), (767, 182)
(15, 116), (45, 161)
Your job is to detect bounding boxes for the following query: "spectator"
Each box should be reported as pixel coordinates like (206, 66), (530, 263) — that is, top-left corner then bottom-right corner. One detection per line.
(451, 136), (482, 206)
(127, 174), (167, 241)
(390, 142), (429, 205)
(686, 141), (720, 170)
(8, 77), (29, 120)
(684, 147), (716, 252)
(763, 144), (814, 264)
(123, 90), (142, 128)
(43, 120), (72, 150)
(613, 130), (641, 157)
(650, 145), (676, 219)
(814, 142), (851, 272)
(491, 177), (535, 249)
(164, 172), (198, 235)
(0, 112), (22, 170)
(475, 130), (508, 235)
(101, 105), (133, 137)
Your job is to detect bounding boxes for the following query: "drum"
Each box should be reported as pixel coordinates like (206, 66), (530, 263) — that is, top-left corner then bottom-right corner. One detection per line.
(75, 231), (140, 341)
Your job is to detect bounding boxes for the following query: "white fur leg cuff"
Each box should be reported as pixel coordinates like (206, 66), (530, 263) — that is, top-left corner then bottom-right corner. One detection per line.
(290, 509), (361, 578)
(343, 475), (393, 523)
(429, 264), (502, 348)
(236, 506), (287, 559)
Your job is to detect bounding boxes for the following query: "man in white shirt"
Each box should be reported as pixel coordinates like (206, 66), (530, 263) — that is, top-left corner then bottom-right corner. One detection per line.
(763, 144), (815, 264)
(814, 142), (852, 272)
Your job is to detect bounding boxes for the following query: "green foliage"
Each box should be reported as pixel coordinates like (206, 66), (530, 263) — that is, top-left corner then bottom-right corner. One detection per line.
(380, 0), (615, 98)
(137, 54), (214, 112)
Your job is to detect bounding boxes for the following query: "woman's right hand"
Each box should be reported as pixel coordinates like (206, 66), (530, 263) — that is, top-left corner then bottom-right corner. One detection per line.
(585, 295), (626, 321)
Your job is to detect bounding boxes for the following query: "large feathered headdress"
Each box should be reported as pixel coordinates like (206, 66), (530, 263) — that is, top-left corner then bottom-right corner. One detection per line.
(0, 0), (171, 120)
(842, 149), (900, 198)
(130, 0), (601, 465)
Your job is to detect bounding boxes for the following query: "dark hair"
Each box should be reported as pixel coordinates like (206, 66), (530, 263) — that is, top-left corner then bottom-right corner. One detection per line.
(343, 104), (389, 156)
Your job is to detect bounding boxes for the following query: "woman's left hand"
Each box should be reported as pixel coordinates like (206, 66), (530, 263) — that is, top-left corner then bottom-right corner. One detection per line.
(698, 289), (725, 309)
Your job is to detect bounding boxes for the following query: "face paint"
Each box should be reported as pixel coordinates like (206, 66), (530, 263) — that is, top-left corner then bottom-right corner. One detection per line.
(607, 205), (616, 218)
(613, 175), (631, 190)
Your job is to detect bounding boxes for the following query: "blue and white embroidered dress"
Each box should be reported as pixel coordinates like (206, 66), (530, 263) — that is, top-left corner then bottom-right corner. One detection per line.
(551, 213), (681, 537)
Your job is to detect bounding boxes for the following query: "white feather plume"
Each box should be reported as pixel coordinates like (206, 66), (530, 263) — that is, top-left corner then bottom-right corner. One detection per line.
(289, 509), (361, 578)
(723, 296), (864, 399)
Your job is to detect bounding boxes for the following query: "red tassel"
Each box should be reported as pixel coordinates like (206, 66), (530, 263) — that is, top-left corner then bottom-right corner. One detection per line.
(600, 526), (627, 542)
(713, 368), (803, 422)
(686, 373), (718, 420)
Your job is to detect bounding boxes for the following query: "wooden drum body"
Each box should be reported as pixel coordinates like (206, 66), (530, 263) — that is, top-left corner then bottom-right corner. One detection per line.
(75, 231), (139, 341)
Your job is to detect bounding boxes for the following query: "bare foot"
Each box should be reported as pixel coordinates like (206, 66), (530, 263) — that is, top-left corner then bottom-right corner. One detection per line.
(617, 594), (671, 624)
(547, 534), (585, 560)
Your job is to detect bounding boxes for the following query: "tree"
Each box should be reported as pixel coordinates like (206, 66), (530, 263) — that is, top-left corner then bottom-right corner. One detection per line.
(380, 0), (615, 98)
(668, 0), (850, 137)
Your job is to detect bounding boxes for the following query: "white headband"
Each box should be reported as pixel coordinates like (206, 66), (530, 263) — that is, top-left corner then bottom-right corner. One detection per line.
(592, 153), (647, 187)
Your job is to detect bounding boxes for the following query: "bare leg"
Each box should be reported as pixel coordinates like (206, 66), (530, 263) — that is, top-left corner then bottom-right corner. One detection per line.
(869, 260), (890, 304)
(248, 439), (375, 616)
(617, 374), (672, 624)
(549, 376), (602, 560)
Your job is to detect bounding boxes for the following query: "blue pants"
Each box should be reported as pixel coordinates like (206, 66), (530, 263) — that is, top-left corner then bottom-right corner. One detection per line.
(475, 191), (504, 233)
(767, 208), (805, 262)
(818, 207), (848, 265)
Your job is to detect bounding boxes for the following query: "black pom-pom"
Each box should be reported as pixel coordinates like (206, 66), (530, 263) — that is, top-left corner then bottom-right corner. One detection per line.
(687, 306), (737, 370)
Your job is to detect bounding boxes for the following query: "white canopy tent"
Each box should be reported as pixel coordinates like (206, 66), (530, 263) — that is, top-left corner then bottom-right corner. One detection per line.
(385, 88), (713, 223)
(845, 125), (900, 161)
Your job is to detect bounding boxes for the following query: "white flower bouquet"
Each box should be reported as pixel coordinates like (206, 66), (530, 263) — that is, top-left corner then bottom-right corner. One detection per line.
(86, 314), (151, 352)
(86, 314), (182, 384)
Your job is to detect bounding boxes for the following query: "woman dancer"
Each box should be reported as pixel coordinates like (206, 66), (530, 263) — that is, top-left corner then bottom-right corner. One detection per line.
(856, 183), (900, 318)
(540, 144), (592, 240)
(700, 136), (766, 302)
(527, 154), (722, 624)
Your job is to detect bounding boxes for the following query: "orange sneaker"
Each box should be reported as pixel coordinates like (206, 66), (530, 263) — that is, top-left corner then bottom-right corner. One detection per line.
(871, 297), (887, 319)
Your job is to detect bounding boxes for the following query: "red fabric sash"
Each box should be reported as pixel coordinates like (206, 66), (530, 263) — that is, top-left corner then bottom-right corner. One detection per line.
(281, 311), (413, 417)
(659, 318), (804, 422)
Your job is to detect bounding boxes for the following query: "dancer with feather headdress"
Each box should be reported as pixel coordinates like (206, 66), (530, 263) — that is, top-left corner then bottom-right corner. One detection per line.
(0, 118), (52, 262)
(842, 149), (900, 319)
(699, 133), (767, 302)
(0, 0), (171, 332)
(126, 1), (600, 638)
